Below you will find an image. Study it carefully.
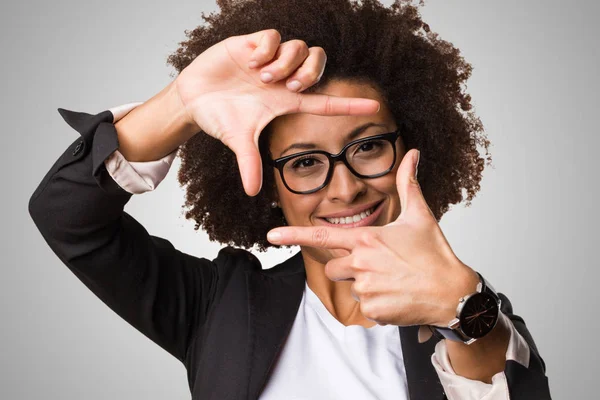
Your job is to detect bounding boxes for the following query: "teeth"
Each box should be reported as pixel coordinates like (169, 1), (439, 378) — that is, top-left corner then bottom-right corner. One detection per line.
(325, 207), (376, 225)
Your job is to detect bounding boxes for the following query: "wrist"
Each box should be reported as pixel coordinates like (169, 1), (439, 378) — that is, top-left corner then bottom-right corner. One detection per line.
(434, 263), (480, 327)
(444, 310), (511, 383)
(172, 78), (202, 134)
(114, 81), (199, 161)
(434, 268), (502, 345)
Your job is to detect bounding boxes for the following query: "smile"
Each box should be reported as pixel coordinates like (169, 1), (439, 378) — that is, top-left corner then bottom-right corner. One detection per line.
(325, 206), (376, 224)
(317, 200), (384, 228)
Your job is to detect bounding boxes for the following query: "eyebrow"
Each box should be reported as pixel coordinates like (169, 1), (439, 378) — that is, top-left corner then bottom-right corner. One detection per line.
(278, 122), (389, 158)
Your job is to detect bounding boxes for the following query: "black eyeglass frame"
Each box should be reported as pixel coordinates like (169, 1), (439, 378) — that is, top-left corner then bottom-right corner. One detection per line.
(267, 130), (402, 194)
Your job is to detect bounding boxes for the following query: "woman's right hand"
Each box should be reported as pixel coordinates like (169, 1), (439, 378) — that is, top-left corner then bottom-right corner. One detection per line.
(174, 29), (381, 196)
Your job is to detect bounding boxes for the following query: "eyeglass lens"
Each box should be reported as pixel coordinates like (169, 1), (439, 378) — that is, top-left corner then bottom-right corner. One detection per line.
(281, 138), (395, 193)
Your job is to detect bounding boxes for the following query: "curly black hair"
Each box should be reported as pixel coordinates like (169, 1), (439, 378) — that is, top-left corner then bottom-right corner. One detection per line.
(166, 0), (491, 251)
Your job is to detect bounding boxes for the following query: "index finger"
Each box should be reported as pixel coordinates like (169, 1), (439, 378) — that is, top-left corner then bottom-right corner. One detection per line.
(266, 226), (359, 250)
(296, 94), (380, 116)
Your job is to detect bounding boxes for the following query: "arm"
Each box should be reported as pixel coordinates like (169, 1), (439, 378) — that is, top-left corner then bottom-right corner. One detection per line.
(103, 101), (178, 194)
(432, 293), (551, 400)
(112, 80), (198, 161)
(28, 89), (217, 363)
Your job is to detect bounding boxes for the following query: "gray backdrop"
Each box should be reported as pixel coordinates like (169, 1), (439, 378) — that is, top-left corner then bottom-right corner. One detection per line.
(2, 0), (597, 398)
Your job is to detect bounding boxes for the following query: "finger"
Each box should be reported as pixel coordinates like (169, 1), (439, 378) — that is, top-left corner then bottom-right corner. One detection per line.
(294, 93), (381, 116)
(396, 149), (433, 220)
(350, 282), (360, 302)
(258, 39), (310, 83)
(266, 226), (360, 250)
(246, 29), (281, 69)
(224, 135), (263, 196)
(284, 46), (326, 92)
(325, 256), (355, 282)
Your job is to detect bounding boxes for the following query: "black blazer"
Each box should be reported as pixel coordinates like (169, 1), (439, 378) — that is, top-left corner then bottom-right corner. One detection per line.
(28, 108), (552, 400)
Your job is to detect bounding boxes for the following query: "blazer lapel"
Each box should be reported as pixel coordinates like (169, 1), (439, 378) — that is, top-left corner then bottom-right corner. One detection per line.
(245, 252), (306, 400)
(244, 251), (445, 400)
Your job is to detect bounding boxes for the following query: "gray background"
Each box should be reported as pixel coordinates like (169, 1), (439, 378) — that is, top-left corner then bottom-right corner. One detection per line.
(2, 0), (597, 398)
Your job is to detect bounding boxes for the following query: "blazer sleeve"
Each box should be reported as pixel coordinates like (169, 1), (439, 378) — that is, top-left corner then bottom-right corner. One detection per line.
(499, 292), (552, 399)
(28, 107), (220, 364)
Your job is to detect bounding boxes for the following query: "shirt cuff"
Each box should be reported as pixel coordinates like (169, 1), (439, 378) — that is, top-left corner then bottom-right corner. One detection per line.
(431, 311), (531, 400)
(103, 102), (178, 194)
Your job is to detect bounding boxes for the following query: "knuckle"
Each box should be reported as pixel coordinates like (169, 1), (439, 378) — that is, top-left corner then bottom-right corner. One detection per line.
(265, 29), (281, 42)
(352, 280), (366, 296)
(358, 230), (380, 247)
(311, 227), (330, 247)
(311, 46), (326, 56)
(349, 254), (365, 272)
(288, 40), (309, 58)
(254, 47), (270, 59)
(290, 39), (308, 49)
(293, 70), (320, 85)
(358, 273), (375, 293)
(360, 302), (380, 321)
(324, 261), (336, 279)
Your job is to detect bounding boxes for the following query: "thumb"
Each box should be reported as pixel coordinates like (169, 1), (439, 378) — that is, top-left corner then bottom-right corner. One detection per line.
(226, 135), (263, 196)
(396, 149), (430, 219)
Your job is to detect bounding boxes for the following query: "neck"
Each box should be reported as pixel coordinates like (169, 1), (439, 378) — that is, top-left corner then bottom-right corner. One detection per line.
(301, 249), (377, 328)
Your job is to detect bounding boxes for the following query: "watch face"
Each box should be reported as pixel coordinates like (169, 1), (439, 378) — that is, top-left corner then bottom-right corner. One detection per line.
(459, 292), (500, 338)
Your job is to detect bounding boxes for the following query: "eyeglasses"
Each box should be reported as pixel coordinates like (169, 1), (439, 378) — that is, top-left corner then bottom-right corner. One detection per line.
(268, 130), (402, 194)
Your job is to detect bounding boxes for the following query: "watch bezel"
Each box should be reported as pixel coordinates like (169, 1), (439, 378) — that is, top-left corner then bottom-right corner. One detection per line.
(457, 291), (501, 339)
(434, 272), (502, 344)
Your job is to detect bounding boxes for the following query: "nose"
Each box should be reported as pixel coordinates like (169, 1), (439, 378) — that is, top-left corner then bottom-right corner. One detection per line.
(325, 162), (367, 203)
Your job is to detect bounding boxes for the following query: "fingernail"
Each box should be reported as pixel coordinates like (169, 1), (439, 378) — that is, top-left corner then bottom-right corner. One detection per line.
(414, 150), (420, 179)
(267, 230), (282, 243)
(248, 60), (258, 69)
(260, 72), (273, 82)
(287, 80), (302, 91)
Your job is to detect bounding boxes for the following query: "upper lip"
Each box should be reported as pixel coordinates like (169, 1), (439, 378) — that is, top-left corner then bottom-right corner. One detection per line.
(317, 200), (383, 219)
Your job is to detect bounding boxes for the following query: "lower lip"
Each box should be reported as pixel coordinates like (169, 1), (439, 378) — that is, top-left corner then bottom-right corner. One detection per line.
(317, 201), (385, 228)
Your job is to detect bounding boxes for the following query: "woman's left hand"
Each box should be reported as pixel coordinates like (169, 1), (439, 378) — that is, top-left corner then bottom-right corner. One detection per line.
(266, 149), (480, 329)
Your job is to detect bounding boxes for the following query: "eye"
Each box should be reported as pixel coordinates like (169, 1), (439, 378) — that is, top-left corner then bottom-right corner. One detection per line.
(355, 139), (384, 154)
(291, 156), (322, 169)
(358, 142), (376, 152)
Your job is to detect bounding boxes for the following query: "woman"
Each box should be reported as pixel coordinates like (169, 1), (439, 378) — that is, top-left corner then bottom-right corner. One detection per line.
(29, 0), (550, 398)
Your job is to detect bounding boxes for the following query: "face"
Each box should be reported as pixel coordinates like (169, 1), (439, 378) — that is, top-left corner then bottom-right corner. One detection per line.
(268, 79), (407, 264)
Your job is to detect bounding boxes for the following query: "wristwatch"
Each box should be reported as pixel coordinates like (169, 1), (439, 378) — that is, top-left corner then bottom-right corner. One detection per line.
(433, 272), (501, 345)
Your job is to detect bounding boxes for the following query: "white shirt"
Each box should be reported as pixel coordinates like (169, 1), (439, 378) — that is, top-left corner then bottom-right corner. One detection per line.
(102, 101), (531, 400)
(260, 280), (409, 399)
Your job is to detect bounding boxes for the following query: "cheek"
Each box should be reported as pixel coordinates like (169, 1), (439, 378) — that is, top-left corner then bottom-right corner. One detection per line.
(274, 179), (321, 226)
(373, 175), (401, 220)
(280, 198), (321, 226)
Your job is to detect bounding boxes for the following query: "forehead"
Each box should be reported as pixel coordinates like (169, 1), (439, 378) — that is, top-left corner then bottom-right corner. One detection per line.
(268, 80), (396, 155)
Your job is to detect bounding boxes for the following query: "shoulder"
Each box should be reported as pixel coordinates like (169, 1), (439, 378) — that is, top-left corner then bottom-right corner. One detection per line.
(213, 246), (262, 272)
